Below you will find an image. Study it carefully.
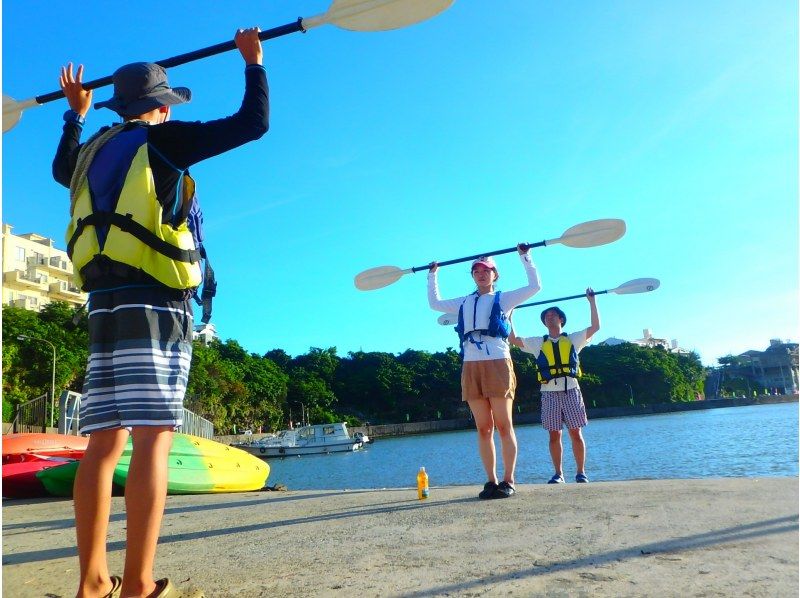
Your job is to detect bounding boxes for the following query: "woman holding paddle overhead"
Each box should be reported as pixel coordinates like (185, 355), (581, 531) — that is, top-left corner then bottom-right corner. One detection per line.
(428, 246), (540, 499)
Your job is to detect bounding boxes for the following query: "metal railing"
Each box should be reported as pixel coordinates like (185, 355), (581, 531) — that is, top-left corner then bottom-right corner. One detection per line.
(6, 391), (214, 438)
(179, 409), (214, 439)
(8, 393), (49, 433)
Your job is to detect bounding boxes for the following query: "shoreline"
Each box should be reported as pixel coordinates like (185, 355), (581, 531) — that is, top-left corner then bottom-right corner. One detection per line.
(215, 394), (798, 445)
(3, 477), (797, 597)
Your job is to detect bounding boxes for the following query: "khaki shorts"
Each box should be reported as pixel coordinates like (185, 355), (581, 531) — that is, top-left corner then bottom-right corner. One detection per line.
(461, 358), (516, 402)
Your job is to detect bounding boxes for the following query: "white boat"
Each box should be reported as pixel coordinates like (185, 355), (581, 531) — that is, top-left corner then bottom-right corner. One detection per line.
(353, 431), (373, 444)
(233, 422), (364, 458)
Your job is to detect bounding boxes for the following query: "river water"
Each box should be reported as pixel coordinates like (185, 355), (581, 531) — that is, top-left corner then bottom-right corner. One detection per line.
(264, 402), (798, 491)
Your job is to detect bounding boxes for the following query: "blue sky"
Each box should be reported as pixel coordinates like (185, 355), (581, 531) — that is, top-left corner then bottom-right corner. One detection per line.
(2, 0), (797, 366)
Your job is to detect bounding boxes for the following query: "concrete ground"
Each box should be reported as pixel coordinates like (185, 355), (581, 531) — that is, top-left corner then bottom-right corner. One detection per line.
(2, 478), (797, 597)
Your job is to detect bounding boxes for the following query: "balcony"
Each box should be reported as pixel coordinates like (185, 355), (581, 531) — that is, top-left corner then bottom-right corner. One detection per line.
(47, 255), (72, 274)
(11, 296), (40, 310)
(49, 281), (84, 301)
(26, 255), (47, 267)
(4, 270), (46, 289)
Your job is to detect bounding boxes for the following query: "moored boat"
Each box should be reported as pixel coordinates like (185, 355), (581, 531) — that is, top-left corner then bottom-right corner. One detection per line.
(233, 422), (364, 458)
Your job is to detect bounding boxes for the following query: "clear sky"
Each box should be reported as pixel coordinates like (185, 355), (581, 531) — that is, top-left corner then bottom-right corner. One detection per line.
(2, 0), (797, 366)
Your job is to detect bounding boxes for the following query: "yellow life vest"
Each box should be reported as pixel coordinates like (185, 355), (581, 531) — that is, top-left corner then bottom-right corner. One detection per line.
(66, 126), (201, 291)
(536, 334), (582, 383)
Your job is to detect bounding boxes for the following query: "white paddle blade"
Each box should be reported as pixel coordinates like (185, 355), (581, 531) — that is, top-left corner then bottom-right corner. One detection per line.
(306, 0), (454, 32)
(437, 313), (459, 326)
(3, 95), (37, 133)
(610, 277), (660, 295)
(354, 265), (410, 290)
(551, 218), (626, 249)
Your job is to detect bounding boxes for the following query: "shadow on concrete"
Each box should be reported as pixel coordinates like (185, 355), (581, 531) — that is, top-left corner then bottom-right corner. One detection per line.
(2, 494), (476, 565)
(394, 515), (800, 597)
(1, 487), (417, 533)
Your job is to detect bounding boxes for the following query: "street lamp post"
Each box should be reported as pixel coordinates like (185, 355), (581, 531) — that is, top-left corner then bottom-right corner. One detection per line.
(18, 335), (57, 428)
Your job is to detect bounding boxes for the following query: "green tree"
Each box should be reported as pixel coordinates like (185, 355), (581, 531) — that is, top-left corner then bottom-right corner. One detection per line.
(2, 303), (89, 420)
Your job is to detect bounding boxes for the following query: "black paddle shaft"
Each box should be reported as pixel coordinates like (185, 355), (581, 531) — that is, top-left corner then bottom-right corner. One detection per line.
(410, 240), (545, 273)
(35, 19), (304, 105)
(516, 289), (609, 310)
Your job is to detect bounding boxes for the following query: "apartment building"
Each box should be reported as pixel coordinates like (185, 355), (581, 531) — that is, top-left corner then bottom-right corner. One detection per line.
(736, 340), (799, 395)
(1, 223), (88, 311)
(4, 223), (219, 344)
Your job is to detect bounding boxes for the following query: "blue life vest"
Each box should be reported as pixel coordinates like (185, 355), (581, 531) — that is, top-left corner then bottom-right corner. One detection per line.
(454, 291), (511, 357)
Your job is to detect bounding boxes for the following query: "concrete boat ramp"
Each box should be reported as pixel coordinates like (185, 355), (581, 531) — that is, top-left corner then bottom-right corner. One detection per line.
(2, 478), (797, 597)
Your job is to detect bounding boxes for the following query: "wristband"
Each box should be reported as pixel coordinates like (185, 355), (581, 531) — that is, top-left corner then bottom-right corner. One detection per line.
(63, 110), (86, 126)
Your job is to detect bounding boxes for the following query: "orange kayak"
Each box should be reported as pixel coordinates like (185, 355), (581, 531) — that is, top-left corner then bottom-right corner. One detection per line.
(2, 433), (88, 463)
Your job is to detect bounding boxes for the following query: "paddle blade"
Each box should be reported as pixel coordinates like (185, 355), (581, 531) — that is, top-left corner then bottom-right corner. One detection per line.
(552, 218), (626, 249)
(437, 313), (459, 326)
(3, 95), (37, 133)
(309, 0), (454, 32)
(610, 278), (660, 295)
(354, 266), (410, 290)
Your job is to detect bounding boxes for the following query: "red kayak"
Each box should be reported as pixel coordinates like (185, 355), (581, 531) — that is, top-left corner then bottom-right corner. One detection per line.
(2, 458), (74, 498)
(2, 433), (89, 463)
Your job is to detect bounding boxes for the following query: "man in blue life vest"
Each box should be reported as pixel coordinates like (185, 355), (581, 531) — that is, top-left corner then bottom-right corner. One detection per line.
(53, 28), (268, 598)
(511, 289), (599, 484)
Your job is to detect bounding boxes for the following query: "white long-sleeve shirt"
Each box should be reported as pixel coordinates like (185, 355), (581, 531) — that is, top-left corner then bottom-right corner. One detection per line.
(428, 252), (541, 361)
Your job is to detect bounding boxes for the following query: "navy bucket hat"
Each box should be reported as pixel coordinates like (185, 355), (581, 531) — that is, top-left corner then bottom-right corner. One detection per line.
(540, 306), (567, 327)
(94, 62), (191, 117)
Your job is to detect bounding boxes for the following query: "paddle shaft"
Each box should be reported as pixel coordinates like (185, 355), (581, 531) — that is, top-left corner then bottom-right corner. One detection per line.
(34, 20), (305, 105)
(516, 289), (608, 310)
(412, 240), (544, 273)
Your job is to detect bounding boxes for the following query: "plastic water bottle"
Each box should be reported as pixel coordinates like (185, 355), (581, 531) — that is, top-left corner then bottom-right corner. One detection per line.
(417, 467), (429, 500)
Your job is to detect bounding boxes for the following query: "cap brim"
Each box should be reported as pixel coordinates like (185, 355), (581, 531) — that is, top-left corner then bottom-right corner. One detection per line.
(153, 86), (191, 106)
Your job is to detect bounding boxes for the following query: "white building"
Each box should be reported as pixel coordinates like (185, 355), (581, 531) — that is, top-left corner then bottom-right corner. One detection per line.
(1, 224), (88, 311)
(601, 329), (689, 354)
(193, 322), (218, 346)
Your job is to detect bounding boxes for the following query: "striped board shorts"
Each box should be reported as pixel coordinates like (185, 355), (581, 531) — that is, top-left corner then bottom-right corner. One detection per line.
(541, 387), (588, 431)
(79, 286), (194, 434)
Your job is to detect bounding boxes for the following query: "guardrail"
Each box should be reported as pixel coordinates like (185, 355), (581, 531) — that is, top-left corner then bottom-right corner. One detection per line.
(8, 393), (49, 433)
(5, 391), (214, 438)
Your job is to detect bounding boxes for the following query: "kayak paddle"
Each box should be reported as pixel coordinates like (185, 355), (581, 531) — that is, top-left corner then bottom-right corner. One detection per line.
(3, 0), (454, 133)
(355, 218), (627, 291)
(435, 278), (661, 325)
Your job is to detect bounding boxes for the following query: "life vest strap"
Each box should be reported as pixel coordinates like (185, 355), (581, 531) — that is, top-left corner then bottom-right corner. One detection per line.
(197, 245), (217, 324)
(68, 212), (201, 264)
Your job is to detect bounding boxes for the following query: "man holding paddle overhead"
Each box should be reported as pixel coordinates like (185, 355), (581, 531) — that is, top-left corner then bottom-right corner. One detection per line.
(511, 289), (600, 484)
(428, 247), (540, 500)
(52, 28), (267, 598)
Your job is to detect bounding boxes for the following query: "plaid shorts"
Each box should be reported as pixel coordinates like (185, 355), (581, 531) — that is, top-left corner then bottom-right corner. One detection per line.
(79, 286), (194, 434)
(541, 387), (588, 431)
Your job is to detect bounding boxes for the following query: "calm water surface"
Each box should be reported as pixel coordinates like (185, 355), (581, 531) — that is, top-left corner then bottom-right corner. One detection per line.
(265, 403), (798, 490)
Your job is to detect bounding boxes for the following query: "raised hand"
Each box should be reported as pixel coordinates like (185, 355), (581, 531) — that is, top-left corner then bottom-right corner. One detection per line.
(59, 63), (92, 116)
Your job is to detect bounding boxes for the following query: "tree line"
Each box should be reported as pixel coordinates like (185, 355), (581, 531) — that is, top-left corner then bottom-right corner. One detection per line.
(3, 302), (706, 433)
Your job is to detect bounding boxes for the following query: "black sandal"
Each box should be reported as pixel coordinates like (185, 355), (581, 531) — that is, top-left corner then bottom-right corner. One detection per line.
(478, 481), (498, 499)
(495, 481), (516, 498)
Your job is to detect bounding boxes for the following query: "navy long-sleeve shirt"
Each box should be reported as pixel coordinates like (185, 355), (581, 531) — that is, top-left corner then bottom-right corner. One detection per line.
(54, 64), (268, 196)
